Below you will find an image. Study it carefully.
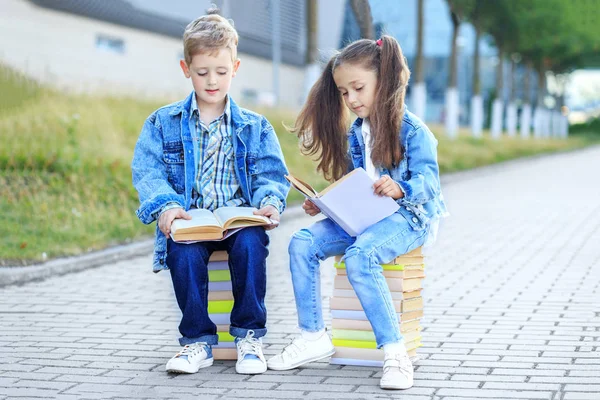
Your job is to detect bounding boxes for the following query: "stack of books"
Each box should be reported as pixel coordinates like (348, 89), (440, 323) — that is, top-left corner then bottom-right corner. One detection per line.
(207, 251), (237, 360)
(329, 247), (425, 367)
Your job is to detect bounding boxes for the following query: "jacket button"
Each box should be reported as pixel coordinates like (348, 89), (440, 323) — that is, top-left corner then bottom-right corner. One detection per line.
(412, 217), (418, 223)
(159, 259), (164, 265)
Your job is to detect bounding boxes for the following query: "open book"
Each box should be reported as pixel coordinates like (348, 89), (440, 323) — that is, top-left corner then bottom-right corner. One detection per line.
(285, 167), (400, 237)
(170, 206), (276, 242)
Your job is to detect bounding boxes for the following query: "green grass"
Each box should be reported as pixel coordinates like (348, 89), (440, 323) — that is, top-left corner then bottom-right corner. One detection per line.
(1, 63), (598, 263)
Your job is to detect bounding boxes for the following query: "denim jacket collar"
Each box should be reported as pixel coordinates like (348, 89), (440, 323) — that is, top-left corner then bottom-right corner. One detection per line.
(169, 91), (250, 133)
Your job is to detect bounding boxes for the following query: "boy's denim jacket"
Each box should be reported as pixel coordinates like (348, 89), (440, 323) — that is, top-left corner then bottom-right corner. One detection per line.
(347, 108), (448, 232)
(132, 92), (290, 272)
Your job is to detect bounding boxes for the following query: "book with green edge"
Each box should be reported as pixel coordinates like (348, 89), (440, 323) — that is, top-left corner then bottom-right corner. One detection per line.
(332, 328), (422, 343)
(332, 338), (378, 349)
(332, 338), (422, 352)
(208, 269), (231, 282)
(217, 331), (235, 342)
(207, 300), (234, 314)
(334, 261), (424, 271)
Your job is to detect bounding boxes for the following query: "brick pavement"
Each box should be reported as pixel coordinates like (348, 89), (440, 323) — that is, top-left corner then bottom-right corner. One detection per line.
(1, 146), (599, 399)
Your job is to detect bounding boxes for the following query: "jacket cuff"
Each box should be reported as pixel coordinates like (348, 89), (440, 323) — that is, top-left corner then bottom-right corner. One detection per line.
(259, 195), (284, 214)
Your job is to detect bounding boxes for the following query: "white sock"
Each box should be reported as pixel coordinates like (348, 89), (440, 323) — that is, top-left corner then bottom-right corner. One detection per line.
(383, 341), (405, 355)
(300, 329), (326, 341)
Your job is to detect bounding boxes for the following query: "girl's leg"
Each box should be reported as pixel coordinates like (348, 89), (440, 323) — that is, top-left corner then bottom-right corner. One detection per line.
(287, 218), (353, 332)
(343, 213), (428, 348)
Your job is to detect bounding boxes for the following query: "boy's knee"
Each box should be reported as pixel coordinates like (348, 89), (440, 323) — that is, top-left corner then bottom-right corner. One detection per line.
(231, 227), (269, 253)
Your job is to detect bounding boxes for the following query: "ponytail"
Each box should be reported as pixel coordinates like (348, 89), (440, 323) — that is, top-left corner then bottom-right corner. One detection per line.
(370, 35), (410, 168)
(289, 56), (349, 181)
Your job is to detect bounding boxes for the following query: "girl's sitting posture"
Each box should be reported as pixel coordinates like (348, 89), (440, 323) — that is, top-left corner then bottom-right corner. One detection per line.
(267, 35), (447, 390)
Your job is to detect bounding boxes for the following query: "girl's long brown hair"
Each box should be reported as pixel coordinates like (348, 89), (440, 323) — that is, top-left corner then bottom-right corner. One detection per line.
(291, 35), (411, 181)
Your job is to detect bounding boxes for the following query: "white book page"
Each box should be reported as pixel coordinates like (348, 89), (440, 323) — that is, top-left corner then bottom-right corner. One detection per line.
(213, 206), (272, 229)
(319, 168), (399, 236)
(171, 208), (220, 233)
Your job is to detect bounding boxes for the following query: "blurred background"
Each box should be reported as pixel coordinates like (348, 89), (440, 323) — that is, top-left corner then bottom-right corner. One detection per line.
(1, 0), (599, 264)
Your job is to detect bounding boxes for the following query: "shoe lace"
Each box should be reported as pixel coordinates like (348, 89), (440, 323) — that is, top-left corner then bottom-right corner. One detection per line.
(238, 330), (262, 358)
(176, 342), (206, 359)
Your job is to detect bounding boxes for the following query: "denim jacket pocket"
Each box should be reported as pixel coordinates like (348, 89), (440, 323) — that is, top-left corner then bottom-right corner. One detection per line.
(163, 141), (185, 194)
(246, 153), (259, 175)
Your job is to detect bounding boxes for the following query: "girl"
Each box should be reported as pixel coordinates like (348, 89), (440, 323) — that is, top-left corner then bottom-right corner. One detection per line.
(266, 35), (447, 390)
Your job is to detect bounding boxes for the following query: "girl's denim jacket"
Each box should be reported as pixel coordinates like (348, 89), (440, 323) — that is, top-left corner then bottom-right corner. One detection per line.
(131, 92), (290, 272)
(348, 108), (448, 234)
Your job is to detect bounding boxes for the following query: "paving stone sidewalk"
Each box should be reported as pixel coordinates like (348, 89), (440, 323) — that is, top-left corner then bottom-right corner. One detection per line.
(1, 146), (599, 400)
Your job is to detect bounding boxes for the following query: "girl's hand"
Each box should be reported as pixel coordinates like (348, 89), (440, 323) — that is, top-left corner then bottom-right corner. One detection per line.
(302, 199), (321, 216)
(373, 175), (404, 200)
(158, 207), (192, 237)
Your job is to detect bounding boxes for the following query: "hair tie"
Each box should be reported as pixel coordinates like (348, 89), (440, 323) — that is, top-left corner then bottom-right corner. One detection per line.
(376, 39), (382, 47)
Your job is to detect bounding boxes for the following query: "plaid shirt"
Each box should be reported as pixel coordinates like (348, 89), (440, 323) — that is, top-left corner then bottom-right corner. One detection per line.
(158, 95), (283, 217)
(190, 95), (245, 211)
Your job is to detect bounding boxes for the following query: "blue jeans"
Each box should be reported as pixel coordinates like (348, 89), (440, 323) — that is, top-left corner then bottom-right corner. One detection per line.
(167, 226), (269, 346)
(288, 213), (428, 348)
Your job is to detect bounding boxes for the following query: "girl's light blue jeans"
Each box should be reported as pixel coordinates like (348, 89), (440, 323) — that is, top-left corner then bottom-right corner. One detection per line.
(288, 212), (428, 348)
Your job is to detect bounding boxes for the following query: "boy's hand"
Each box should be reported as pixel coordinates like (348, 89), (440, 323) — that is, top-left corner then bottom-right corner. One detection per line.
(158, 208), (192, 237)
(302, 199), (321, 216)
(373, 175), (404, 199)
(254, 205), (280, 230)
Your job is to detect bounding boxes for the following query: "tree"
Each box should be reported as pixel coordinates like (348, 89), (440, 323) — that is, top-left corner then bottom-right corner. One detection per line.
(350, 0), (375, 40)
(302, 0), (320, 101)
(413, 0), (427, 120)
(444, 0), (475, 138)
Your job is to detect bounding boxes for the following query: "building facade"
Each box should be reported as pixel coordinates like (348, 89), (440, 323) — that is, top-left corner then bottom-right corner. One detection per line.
(0, 0), (309, 108)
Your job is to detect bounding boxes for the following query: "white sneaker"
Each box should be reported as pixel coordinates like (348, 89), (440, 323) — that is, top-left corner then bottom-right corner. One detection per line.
(380, 349), (414, 390)
(235, 330), (267, 374)
(267, 331), (335, 371)
(165, 342), (213, 373)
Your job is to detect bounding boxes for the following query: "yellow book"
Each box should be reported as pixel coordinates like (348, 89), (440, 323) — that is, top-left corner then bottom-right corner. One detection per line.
(332, 328), (421, 343)
(334, 260), (424, 272)
(207, 300), (234, 314)
(171, 206), (276, 242)
(208, 269), (231, 282)
(334, 263), (424, 279)
(217, 331), (235, 342)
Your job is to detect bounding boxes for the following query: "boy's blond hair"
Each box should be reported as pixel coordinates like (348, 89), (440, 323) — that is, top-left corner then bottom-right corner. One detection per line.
(183, 7), (239, 65)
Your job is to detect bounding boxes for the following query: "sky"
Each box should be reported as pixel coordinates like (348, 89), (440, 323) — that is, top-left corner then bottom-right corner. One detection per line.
(566, 69), (600, 109)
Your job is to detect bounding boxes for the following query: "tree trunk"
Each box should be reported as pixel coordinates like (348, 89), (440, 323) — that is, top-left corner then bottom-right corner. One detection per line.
(445, 9), (460, 138)
(470, 23), (482, 137)
(448, 11), (459, 88)
(490, 49), (504, 139)
(520, 61), (532, 138)
(350, 0), (375, 39)
(413, 0), (427, 120)
(415, 0), (425, 84)
(306, 0), (318, 64)
(303, 0), (320, 101)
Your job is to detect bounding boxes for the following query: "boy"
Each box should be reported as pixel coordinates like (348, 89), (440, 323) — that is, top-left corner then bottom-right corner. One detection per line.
(131, 9), (289, 375)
